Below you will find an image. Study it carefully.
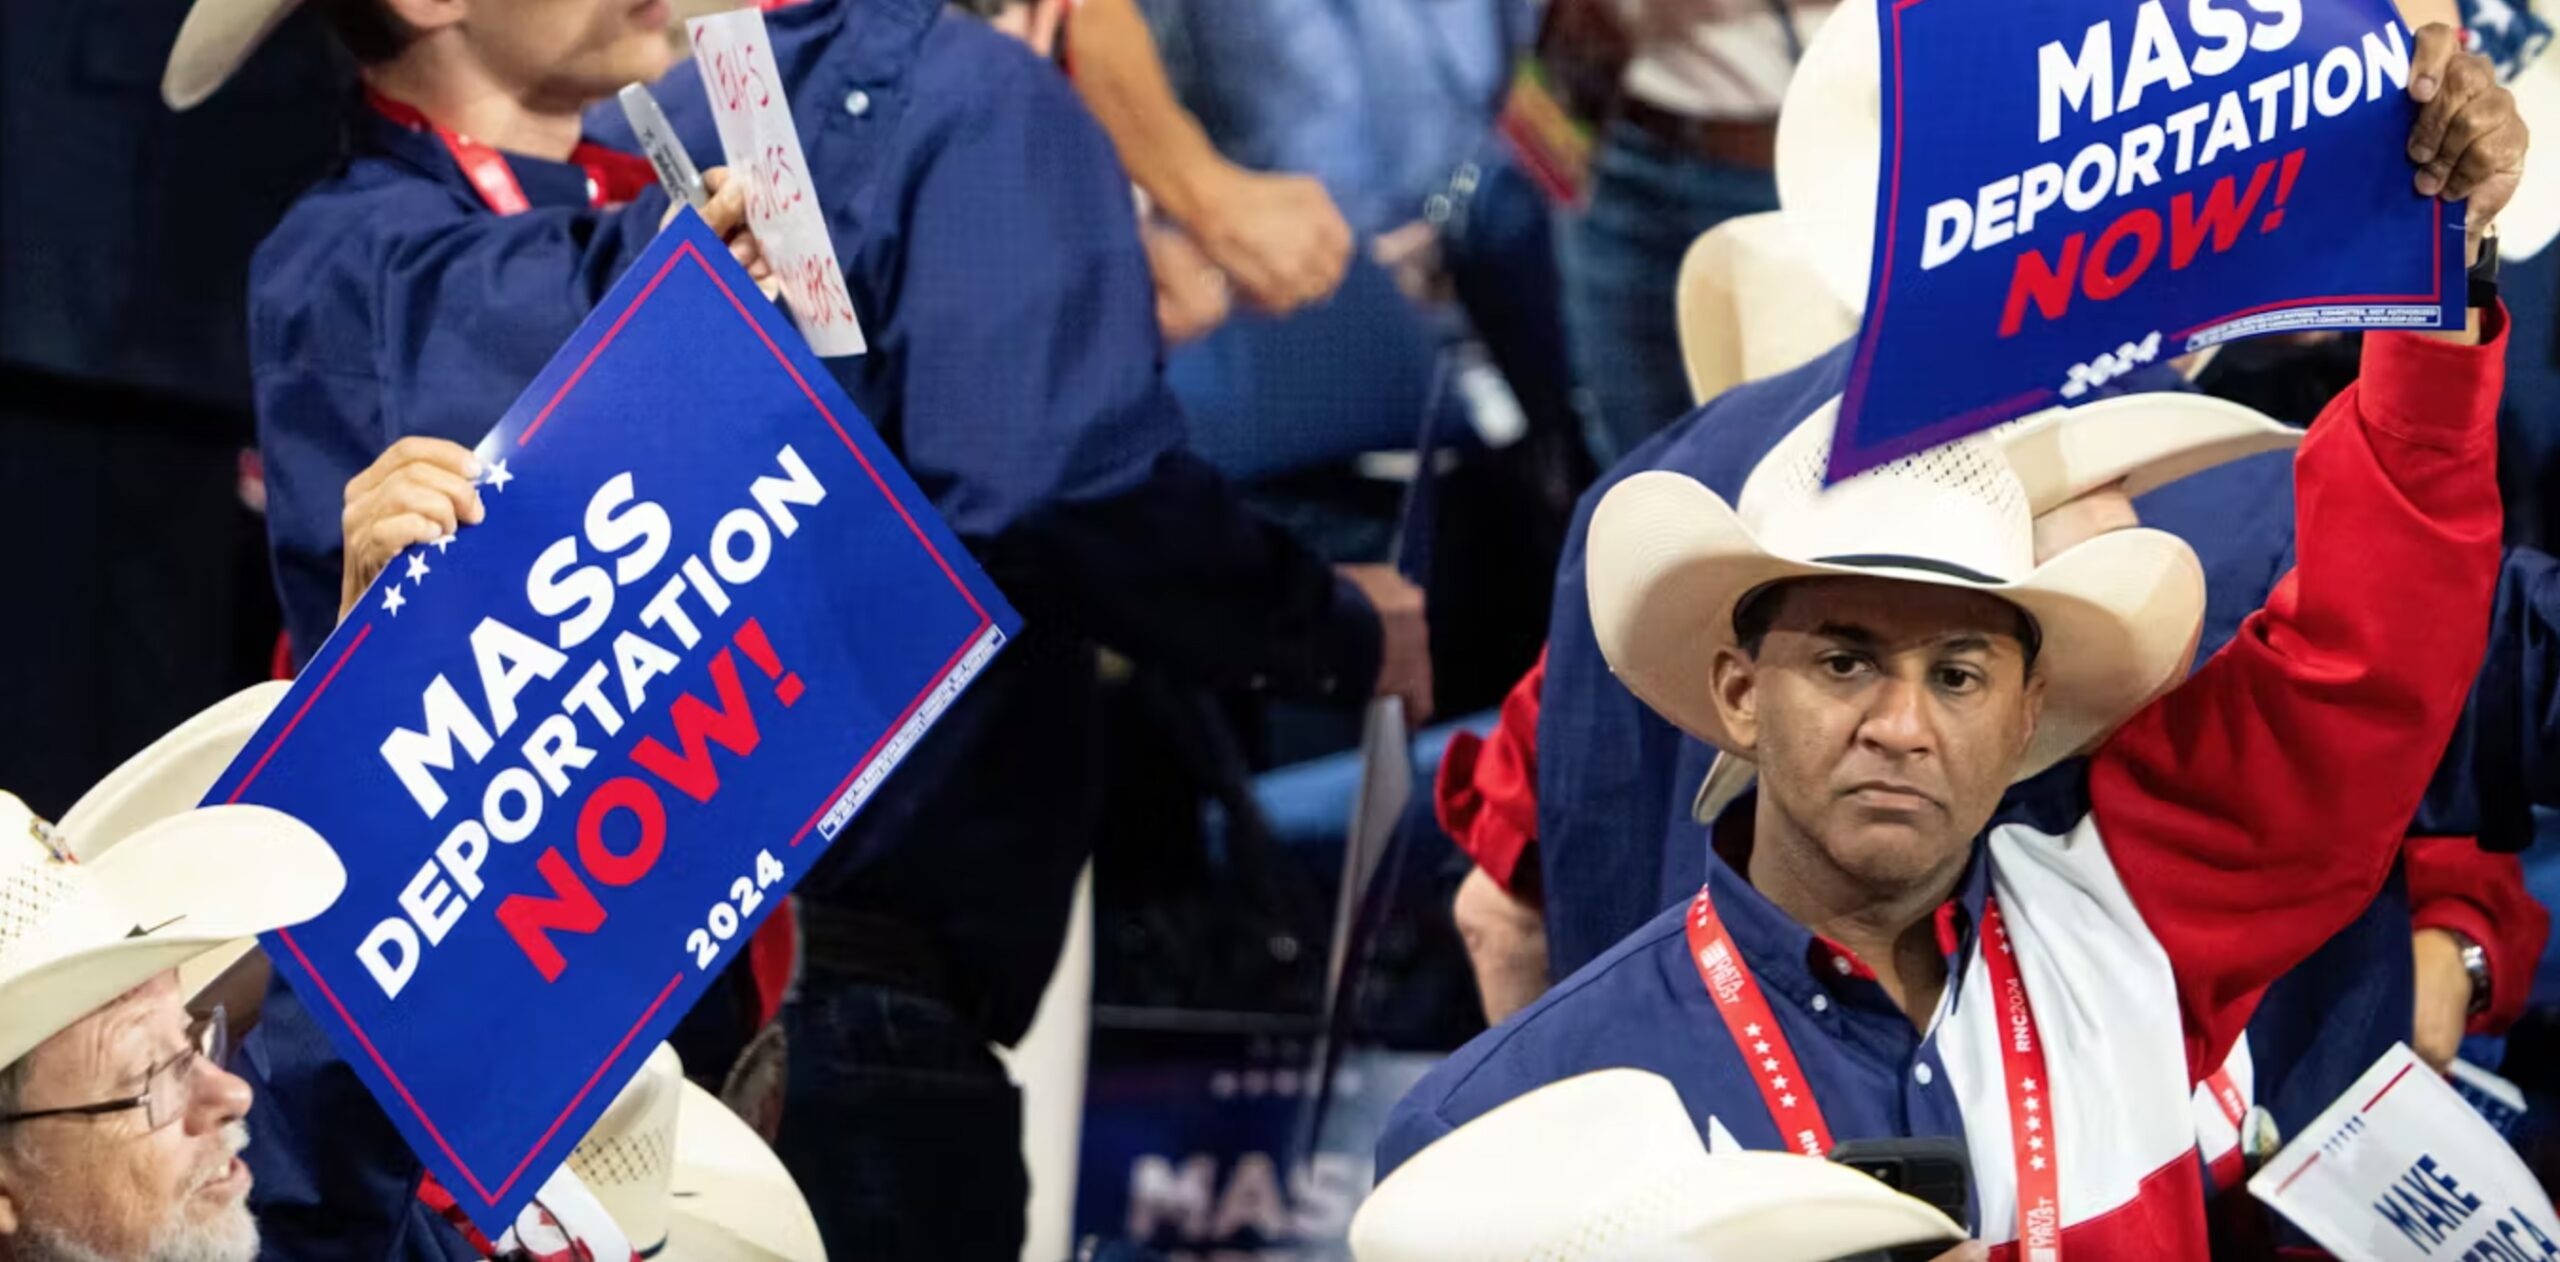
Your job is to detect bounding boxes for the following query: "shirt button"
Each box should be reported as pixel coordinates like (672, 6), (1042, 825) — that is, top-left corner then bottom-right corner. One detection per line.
(1915, 1063), (1935, 1086)
(1809, 994), (1830, 1013)
(843, 89), (872, 117)
(1831, 955), (1853, 976)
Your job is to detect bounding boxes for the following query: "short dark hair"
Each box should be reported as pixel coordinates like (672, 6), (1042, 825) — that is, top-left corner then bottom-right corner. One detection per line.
(1732, 580), (2042, 667)
(313, 0), (418, 65)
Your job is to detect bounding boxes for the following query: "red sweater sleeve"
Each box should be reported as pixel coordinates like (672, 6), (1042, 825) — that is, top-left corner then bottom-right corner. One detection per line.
(2407, 834), (2550, 1034)
(2091, 316), (2508, 1083)
(1437, 650), (1545, 891)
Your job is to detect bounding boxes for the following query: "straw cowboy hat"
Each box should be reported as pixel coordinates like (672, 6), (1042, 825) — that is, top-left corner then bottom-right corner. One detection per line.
(564, 1044), (825, 1261)
(0, 789), (343, 1071)
(2482, 2), (2560, 260)
(1593, 385), (2313, 822)
(163, 0), (304, 110)
(1349, 1069), (1963, 1262)
(1671, 388), (2300, 821)
(49, 681), (295, 998)
(1674, 213), (1859, 406)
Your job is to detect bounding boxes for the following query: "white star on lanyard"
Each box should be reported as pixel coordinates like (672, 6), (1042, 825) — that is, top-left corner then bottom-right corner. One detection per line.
(2025, 1097), (2041, 1113)
(1762, 1058), (1780, 1073)
(1779, 1094), (1798, 1109)
(1744, 1024), (1762, 1038)
(2029, 1135), (2045, 1150)
(382, 584), (406, 616)
(483, 459), (515, 492)
(2023, 1078), (2038, 1092)
(2030, 1155), (2047, 1171)
(405, 552), (430, 584)
(1772, 1076), (1789, 1090)
(1754, 1041), (1770, 1054)
(2026, 1116), (2042, 1132)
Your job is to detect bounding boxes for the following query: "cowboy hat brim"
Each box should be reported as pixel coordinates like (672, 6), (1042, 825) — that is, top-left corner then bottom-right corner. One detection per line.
(0, 804), (343, 1069)
(1995, 391), (2299, 513)
(1676, 213), (1860, 406)
(1589, 470), (2204, 784)
(1350, 1070), (1963, 1262)
(667, 1079), (826, 1261)
(163, 0), (304, 111)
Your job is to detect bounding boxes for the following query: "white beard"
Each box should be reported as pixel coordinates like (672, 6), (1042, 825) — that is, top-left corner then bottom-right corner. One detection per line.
(18, 1123), (259, 1262)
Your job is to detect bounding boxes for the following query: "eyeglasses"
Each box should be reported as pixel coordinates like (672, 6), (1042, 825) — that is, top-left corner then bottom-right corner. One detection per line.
(0, 1006), (227, 1133)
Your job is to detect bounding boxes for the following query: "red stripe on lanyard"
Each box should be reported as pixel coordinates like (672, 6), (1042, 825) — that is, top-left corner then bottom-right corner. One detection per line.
(2203, 1066), (2246, 1128)
(366, 89), (650, 215)
(1684, 887), (1836, 1158)
(1980, 899), (2062, 1262)
(1689, 887), (2067, 1259)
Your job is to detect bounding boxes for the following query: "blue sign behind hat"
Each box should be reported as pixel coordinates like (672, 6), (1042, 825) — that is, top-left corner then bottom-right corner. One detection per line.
(206, 210), (1018, 1236)
(1830, 0), (2465, 481)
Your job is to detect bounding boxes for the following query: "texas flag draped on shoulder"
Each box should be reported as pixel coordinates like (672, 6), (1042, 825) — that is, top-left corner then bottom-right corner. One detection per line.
(206, 210), (1018, 1236)
(1831, 0), (2467, 480)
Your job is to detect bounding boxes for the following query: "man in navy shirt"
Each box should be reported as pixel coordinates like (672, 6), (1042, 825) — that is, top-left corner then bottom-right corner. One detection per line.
(1387, 27), (2521, 1253)
(167, 0), (1426, 1255)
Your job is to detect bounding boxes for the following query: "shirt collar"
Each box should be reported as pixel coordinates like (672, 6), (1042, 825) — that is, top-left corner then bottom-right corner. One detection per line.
(1703, 794), (1993, 1009)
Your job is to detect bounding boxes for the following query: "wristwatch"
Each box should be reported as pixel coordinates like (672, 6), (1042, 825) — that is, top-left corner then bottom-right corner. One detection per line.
(2455, 931), (2493, 1017)
(2469, 226), (2501, 309)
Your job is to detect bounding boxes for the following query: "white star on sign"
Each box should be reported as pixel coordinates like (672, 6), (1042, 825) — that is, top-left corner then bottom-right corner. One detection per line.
(483, 459), (514, 492)
(1762, 1058), (1780, 1072)
(382, 584), (406, 616)
(1779, 1094), (1798, 1109)
(405, 552), (430, 583)
(432, 532), (456, 553)
(2030, 1155), (2046, 1171)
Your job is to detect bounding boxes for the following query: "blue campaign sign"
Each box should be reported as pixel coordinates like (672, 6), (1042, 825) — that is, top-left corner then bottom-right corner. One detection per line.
(1832, 0), (2466, 479)
(207, 210), (1018, 1234)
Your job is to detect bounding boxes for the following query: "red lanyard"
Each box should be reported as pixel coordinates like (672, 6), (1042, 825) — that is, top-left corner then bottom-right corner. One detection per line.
(2202, 1065), (2246, 1129)
(366, 90), (656, 216)
(1686, 887), (2063, 1258)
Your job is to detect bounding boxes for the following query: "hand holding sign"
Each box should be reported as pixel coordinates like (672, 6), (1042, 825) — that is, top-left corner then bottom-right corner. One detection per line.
(341, 438), (486, 622)
(2406, 24), (2529, 217)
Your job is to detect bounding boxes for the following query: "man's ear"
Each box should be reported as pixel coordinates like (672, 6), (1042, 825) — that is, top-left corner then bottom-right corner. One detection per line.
(1708, 647), (1762, 755)
(2018, 667), (2048, 761)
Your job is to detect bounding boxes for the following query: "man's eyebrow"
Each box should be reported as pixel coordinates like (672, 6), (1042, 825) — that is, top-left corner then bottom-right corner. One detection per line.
(1937, 633), (2000, 655)
(1810, 622), (1880, 647)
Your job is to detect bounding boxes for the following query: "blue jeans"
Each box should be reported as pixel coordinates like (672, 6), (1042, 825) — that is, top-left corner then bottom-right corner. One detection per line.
(774, 978), (1027, 1261)
(1558, 121), (1780, 469)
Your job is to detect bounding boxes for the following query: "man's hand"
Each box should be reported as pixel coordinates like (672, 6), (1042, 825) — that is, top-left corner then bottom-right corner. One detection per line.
(1183, 165), (1352, 315)
(2407, 24), (2530, 234)
(1142, 221), (1232, 344)
(687, 167), (781, 300)
(1341, 564), (1433, 723)
(1923, 1245), (1989, 1262)
(2412, 927), (2477, 1072)
(341, 437), (484, 622)
(1454, 867), (1550, 1025)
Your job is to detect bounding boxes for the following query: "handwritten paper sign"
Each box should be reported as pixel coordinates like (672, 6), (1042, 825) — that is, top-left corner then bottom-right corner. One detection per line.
(2250, 1044), (2560, 1261)
(1830, 0), (2465, 480)
(213, 211), (1014, 1234)
(684, 7), (865, 357)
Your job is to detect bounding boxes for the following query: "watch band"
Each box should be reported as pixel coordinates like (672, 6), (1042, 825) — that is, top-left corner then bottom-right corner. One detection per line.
(2469, 228), (2501, 309)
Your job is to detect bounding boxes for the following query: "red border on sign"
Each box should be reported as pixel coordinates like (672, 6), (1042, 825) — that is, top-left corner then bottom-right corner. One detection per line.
(233, 240), (995, 1206)
(1838, 0), (2450, 475)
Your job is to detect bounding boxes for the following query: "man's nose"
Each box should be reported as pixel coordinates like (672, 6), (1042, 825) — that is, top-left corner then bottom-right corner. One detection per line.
(1857, 674), (1937, 758)
(186, 1058), (254, 1134)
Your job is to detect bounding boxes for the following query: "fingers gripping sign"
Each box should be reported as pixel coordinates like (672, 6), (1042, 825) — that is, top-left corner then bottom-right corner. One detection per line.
(343, 438), (487, 623)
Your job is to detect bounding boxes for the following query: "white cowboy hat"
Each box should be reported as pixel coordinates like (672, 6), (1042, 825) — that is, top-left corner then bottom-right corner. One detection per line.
(164, 0), (304, 110)
(2495, 20), (2560, 261)
(1680, 392), (2296, 819)
(52, 682), (295, 996)
(1349, 1069), (1963, 1262)
(0, 790), (344, 1071)
(567, 1043), (826, 1261)
(1675, 213), (1860, 407)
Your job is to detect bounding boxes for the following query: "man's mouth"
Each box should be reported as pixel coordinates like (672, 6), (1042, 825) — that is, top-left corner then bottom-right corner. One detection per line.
(193, 1155), (250, 1202)
(1843, 781), (1938, 811)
